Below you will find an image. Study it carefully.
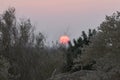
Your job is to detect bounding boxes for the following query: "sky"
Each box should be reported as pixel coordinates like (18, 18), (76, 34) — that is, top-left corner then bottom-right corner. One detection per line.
(0, 0), (120, 45)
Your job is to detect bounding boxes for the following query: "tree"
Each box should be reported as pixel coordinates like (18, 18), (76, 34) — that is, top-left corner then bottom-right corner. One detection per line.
(80, 12), (120, 80)
(35, 32), (45, 49)
(0, 56), (10, 80)
(0, 8), (16, 58)
(63, 29), (96, 72)
(0, 7), (47, 80)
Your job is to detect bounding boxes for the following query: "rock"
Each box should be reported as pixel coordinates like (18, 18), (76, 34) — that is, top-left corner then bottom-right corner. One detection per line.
(47, 70), (95, 80)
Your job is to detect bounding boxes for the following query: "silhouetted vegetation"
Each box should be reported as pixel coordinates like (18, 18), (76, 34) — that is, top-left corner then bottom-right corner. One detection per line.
(63, 29), (96, 72)
(0, 7), (66, 80)
(0, 7), (120, 80)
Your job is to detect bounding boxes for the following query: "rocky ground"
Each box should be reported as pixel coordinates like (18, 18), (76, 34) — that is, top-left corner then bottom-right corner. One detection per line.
(47, 70), (97, 80)
(47, 69), (120, 80)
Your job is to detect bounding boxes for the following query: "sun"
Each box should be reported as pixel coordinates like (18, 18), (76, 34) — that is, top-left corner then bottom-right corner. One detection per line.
(59, 35), (70, 45)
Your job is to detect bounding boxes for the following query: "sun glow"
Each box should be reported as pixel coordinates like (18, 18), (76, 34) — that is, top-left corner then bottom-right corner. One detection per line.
(59, 35), (70, 45)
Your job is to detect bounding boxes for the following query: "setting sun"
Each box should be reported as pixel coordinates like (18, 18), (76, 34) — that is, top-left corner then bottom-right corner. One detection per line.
(59, 35), (70, 44)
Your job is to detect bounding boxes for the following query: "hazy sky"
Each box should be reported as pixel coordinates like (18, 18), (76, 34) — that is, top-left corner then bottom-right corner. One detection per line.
(0, 0), (120, 44)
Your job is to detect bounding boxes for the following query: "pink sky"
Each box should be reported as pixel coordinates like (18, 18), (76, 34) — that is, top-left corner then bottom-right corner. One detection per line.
(0, 0), (120, 44)
(1, 0), (120, 14)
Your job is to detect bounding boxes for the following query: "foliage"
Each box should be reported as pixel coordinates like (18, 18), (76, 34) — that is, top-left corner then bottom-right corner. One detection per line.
(1, 7), (120, 80)
(47, 11), (120, 80)
(0, 7), (65, 80)
(80, 12), (120, 80)
(63, 29), (96, 72)
(0, 56), (10, 80)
